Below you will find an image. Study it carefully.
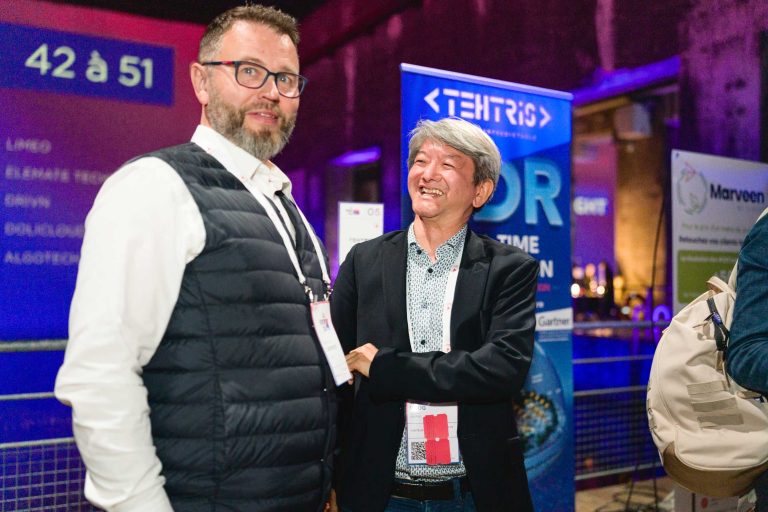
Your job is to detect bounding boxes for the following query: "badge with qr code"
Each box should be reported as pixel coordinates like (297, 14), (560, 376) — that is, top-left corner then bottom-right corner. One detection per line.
(405, 401), (460, 465)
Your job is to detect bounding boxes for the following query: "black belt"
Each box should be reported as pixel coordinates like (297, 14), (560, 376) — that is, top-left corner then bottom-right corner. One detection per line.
(391, 477), (470, 501)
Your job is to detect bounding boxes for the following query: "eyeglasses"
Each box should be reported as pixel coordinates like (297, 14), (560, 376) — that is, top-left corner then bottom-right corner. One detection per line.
(201, 60), (308, 98)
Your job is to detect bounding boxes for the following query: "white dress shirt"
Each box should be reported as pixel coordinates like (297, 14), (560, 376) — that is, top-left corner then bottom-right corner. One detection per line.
(54, 125), (296, 512)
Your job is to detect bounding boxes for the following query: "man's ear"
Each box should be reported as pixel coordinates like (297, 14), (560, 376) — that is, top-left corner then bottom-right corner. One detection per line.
(190, 62), (209, 106)
(472, 179), (495, 209)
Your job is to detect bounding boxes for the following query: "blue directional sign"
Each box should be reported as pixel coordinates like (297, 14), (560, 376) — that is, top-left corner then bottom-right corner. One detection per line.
(0, 23), (174, 105)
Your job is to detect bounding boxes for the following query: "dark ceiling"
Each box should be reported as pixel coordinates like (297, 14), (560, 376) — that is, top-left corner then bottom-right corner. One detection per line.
(48, 0), (329, 25)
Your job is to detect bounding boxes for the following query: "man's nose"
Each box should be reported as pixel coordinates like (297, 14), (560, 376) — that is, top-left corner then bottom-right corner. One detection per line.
(259, 76), (281, 101)
(421, 162), (439, 180)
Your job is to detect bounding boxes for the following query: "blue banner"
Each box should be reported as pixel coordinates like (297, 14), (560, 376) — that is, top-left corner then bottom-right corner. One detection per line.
(0, 23), (173, 105)
(401, 64), (574, 511)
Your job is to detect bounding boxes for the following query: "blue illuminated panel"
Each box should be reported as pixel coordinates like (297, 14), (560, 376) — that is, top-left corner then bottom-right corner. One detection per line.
(0, 23), (173, 105)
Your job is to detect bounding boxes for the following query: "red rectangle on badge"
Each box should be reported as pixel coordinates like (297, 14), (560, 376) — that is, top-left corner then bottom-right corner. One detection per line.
(433, 413), (448, 439)
(423, 414), (449, 441)
(435, 438), (451, 464)
(426, 438), (452, 465)
(423, 415), (435, 440)
(425, 439), (438, 465)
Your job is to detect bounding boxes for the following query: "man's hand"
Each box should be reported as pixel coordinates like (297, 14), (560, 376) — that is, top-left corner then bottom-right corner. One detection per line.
(346, 343), (379, 378)
(324, 488), (338, 512)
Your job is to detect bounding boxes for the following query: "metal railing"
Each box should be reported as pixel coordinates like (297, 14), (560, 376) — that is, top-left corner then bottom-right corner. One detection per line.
(0, 438), (97, 511)
(0, 340), (67, 353)
(0, 338), (97, 511)
(1, 320), (665, 505)
(572, 321), (663, 483)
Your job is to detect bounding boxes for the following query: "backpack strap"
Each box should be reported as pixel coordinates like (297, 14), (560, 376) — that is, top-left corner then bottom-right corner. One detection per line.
(706, 297), (730, 353)
(707, 276), (734, 297)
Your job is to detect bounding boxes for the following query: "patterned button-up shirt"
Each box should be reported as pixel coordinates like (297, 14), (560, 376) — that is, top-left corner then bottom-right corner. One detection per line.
(394, 223), (468, 481)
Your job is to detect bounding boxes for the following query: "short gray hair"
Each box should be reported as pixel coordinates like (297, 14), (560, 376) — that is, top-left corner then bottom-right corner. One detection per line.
(407, 117), (501, 187)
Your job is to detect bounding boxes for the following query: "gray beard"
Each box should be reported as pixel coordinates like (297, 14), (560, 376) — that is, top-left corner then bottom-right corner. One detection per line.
(206, 92), (296, 161)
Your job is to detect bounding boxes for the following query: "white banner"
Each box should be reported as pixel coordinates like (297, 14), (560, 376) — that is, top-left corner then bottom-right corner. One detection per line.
(535, 307), (573, 332)
(671, 150), (768, 312)
(337, 202), (384, 265)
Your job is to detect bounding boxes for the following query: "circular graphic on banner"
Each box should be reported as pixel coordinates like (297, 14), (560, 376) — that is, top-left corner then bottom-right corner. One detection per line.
(513, 342), (567, 479)
(676, 165), (708, 215)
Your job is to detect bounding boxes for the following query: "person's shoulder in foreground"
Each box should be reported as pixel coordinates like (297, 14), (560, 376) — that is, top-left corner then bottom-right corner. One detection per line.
(727, 213), (768, 394)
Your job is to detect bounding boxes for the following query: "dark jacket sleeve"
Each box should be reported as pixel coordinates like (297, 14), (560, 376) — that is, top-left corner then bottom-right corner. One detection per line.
(330, 245), (358, 354)
(727, 215), (768, 394)
(368, 254), (538, 404)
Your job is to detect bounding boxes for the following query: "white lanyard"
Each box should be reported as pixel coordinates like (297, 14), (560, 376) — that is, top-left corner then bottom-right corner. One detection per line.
(236, 184), (349, 386)
(407, 241), (465, 354)
(294, 202), (334, 298)
(233, 175), (331, 301)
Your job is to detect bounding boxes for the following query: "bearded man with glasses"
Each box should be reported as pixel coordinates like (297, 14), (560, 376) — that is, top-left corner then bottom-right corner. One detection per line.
(56, 5), (337, 512)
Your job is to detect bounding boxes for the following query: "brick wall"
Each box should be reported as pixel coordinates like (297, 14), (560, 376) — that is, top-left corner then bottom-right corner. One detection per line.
(680, 0), (768, 160)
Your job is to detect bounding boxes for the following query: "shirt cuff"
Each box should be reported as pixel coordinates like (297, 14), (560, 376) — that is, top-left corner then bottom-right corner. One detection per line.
(107, 484), (173, 512)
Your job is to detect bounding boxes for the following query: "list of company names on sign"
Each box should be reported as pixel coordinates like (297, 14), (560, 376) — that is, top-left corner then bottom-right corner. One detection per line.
(1, 134), (110, 338)
(3, 136), (108, 265)
(0, 2), (204, 340)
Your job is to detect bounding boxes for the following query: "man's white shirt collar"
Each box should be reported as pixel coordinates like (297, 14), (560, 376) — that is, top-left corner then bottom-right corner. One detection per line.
(191, 125), (293, 199)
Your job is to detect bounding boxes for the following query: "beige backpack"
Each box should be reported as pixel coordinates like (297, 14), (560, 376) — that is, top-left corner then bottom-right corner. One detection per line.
(646, 269), (768, 498)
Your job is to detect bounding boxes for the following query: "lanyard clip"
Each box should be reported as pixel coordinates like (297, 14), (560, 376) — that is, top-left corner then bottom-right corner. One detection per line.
(323, 281), (332, 301)
(304, 284), (315, 303)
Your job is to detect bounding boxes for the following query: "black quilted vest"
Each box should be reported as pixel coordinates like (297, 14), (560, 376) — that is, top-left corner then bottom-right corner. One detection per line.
(141, 143), (336, 512)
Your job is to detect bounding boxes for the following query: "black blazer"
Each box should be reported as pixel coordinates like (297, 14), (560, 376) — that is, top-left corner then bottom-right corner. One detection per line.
(330, 229), (538, 512)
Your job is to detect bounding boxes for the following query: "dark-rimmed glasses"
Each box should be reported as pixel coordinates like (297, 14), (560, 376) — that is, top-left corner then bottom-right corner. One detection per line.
(201, 60), (308, 98)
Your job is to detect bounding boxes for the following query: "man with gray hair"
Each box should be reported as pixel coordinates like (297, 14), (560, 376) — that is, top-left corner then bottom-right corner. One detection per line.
(56, 5), (336, 511)
(331, 117), (537, 511)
